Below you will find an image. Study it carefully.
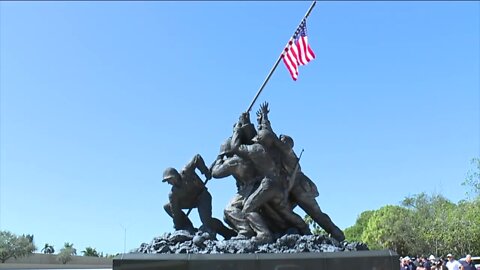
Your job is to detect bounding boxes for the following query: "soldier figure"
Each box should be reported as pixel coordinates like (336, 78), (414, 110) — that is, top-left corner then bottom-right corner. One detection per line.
(161, 102), (345, 244)
(279, 134), (345, 242)
(211, 138), (262, 240)
(213, 112), (310, 243)
(163, 154), (235, 239)
(249, 102), (345, 241)
(231, 112), (257, 148)
(211, 113), (270, 241)
(237, 130), (312, 238)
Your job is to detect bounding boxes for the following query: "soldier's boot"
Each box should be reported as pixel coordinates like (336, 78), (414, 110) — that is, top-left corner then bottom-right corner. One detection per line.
(231, 234), (250, 240)
(273, 203), (312, 236)
(309, 210), (345, 242)
(198, 224), (216, 240)
(174, 217), (196, 234)
(210, 218), (237, 240)
(245, 212), (273, 244)
(173, 215), (196, 234)
(329, 227), (345, 242)
(176, 224), (196, 235)
(299, 226), (313, 236)
(317, 220), (345, 242)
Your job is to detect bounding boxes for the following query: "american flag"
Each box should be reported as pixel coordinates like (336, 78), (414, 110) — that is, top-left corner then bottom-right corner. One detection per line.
(282, 21), (316, 81)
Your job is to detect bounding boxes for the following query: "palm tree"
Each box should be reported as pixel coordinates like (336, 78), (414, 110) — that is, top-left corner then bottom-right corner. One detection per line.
(41, 243), (55, 254)
(57, 242), (76, 264)
(81, 247), (99, 257)
(63, 242), (76, 255)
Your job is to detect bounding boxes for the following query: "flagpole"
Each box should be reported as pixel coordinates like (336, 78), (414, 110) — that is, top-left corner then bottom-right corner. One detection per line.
(246, 1), (317, 113)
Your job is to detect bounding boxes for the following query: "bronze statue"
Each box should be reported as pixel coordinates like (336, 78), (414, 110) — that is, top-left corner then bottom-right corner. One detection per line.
(230, 137), (311, 238)
(255, 103), (345, 241)
(161, 102), (345, 244)
(210, 141), (269, 242)
(162, 154), (235, 239)
(211, 114), (274, 243)
(278, 134), (345, 242)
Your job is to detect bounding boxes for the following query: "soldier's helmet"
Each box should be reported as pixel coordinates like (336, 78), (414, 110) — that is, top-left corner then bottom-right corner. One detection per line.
(162, 167), (180, 182)
(219, 137), (232, 155)
(279, 134), (294, 149)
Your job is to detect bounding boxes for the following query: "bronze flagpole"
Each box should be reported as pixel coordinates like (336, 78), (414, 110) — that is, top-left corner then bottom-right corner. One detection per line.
(245, 1), (317, 113)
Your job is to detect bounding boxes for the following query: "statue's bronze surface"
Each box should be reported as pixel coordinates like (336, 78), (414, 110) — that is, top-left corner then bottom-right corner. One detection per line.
(162, 102), (344, 245)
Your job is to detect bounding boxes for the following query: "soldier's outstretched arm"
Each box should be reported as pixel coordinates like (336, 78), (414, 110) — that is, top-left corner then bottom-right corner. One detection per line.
(211, 157), (239, 179)
(184, 154), (211, 180)
(256, 102), (273, 132)
(231, 123), (243, 150)
(231, 112), (253, 149)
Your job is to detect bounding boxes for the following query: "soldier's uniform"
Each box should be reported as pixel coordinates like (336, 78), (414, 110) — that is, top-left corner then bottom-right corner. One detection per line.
(211, 153), (260, 239)
(255, 103), (345, 242)
(234, 140), (312, 241)
(163, 154), (235, 239)
(279, 135), (346, 242)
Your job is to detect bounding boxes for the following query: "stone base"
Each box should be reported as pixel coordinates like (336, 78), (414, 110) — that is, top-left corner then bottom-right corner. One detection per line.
(113, 250), (398, 270)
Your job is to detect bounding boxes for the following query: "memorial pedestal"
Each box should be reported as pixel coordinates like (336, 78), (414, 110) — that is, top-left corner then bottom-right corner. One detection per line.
(113, 250), (398, 270)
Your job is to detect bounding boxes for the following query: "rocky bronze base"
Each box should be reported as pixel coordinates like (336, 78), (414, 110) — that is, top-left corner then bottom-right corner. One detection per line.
(136, 231), (367, 254)
(113, 250), (399, 270)
(114, 231), (397, 270)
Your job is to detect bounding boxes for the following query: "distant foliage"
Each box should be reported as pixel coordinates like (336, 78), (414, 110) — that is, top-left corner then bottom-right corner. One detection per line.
(106, 253), (120, 258)
(342, 158), (480, 256)
(344, 193), (480, 256)
(362, 205), (415, 254)
(57, 242), (77, 264)
(82, 246), (99, 257)
(0, 231), (36, 263)
(304, 215), (326, 235)
(41, 243), (55, 254)
(344, 210), (374, 242)
(463, 158), (480, 197)
(63, 242), (76, 255)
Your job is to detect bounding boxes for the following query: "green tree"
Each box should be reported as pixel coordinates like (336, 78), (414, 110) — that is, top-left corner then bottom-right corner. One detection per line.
(106, 253), (120, 258)
(41, 243), (55, 254)
(81, 247), (99, 257)
(361, 205), (415, 255)
(344, 210), (374, 242)
(57, 242), (77, 264)
(458, 157), (480, 254)
(401, 193), (456, 256)
(63, 242), (76, 255)
(463, 157), (480, 198)
(0, 231), (36, 263)
(448, 198), (480, 255)
(304, 215), (326, 235)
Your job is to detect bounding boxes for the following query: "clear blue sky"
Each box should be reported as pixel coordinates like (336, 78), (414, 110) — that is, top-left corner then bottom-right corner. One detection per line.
(1, 1), (478, 255)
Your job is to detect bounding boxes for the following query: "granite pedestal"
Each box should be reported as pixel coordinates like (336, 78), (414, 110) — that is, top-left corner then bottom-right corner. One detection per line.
(113, 250), (398, 270)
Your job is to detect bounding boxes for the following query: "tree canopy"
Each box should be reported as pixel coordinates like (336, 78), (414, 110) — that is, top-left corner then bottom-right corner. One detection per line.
(57, 242), (77, 264)
(311, 157), (480, 256)
(343, 192), (480, 256)
(82, 247), (99, 257)
(0, 231), (36, 263)
(41, 243), (55, 254)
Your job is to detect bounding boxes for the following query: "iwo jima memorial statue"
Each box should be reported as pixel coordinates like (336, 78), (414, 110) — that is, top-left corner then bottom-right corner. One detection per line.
(114, 1), (398, 270)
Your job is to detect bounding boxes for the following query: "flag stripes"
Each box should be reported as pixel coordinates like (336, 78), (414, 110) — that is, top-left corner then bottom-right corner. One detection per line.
(283, 40), (299, 80)
(282, 22), (315, 81)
